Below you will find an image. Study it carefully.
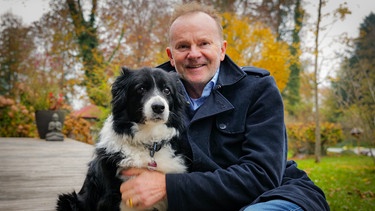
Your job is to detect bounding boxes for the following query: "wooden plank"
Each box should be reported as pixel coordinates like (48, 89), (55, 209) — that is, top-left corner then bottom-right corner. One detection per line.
(0, 138), (94, 211)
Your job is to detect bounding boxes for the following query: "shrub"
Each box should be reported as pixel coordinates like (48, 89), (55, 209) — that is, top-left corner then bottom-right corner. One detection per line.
(0, 95), (36, 137)
(63, 114), (94, 144)
(287, 122), (343, 156)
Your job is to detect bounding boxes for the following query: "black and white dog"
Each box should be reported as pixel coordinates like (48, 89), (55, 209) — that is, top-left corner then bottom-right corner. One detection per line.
(57, 67), (187, 211)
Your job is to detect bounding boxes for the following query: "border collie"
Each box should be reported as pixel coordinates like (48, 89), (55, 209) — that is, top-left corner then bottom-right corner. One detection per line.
(57, 67), (187, 211)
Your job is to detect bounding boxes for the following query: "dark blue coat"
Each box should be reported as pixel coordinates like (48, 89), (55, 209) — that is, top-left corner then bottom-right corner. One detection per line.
(158, 56), (329, 211)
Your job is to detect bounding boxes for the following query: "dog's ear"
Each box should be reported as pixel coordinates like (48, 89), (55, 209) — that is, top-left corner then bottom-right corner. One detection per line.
(121, 66), (133, 77)
(111, 67), (132, 110)
(166, 71), (186, 114)
(167, 71), (180, 80)
(167, 71), (185, 101)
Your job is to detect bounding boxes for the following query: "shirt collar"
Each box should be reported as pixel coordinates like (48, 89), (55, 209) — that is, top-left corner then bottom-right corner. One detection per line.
(182, 68), (220, 111)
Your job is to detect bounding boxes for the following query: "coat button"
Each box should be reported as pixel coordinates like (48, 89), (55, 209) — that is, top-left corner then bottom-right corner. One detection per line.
(219, 123), (227, 130)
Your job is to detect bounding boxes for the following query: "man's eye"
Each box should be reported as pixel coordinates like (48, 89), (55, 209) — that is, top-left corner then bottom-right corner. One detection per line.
(200, 42), (210, 47)
(177, 44), (188, 49)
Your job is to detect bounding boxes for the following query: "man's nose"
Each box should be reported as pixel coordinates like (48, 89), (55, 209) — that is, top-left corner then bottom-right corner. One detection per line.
(187, 45), (201, 58)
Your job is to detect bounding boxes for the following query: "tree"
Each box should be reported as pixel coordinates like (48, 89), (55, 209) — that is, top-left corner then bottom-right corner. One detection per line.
(0, 13), (34, 98)
(9, 2), (86, 111)
(236, 0), (295, 39)
(282, 0), (304, 117)
(330, 13), (375, 159)
(63, 0), (179, 107)
(0, 14), (37, 137)
(308, 0), (351, 163)
(313, 0), (323, 163)
(65, 0), (110, 107)
(235, 1), (306, 118)
(223, 12), (291, 91)
(99, 0), (176, 68)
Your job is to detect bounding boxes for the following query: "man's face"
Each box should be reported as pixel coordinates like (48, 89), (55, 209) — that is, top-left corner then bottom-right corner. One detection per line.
(166, 12), (227, 93)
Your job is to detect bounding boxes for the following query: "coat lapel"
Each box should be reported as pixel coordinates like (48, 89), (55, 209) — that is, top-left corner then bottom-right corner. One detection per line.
(190, 90), (233, 123)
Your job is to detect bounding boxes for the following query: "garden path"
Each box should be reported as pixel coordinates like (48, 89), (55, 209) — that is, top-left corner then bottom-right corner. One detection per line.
(0, 137), (94, 211)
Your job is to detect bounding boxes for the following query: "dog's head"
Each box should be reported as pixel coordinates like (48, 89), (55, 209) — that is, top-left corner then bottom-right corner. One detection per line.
(111, 67), (185, 135)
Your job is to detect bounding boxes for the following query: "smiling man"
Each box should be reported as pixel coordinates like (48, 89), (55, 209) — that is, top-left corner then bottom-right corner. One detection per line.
(166, 10), (226, 99)
(120, 2), (329, 211)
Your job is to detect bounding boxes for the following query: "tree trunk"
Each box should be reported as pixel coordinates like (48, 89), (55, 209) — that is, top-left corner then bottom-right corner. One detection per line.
(284, 0), (303, 116)
(314, 0), (323, 163)
(66, 0), (109, 107)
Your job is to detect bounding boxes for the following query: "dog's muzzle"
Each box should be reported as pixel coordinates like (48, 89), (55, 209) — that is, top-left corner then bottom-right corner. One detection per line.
(144, 95), (169, 122)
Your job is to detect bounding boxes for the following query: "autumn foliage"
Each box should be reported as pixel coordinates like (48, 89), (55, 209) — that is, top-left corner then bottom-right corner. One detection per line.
(2, 0), (373, 153)
(0, 95), (94, 143)
(63, 114), (94, 144)
(287, 122), (343, 157)
(0, 96), (36, 137)
(223, 13), (291, 91)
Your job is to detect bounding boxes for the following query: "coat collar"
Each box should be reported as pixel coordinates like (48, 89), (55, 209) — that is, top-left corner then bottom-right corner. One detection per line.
(216, 55), (246, 87)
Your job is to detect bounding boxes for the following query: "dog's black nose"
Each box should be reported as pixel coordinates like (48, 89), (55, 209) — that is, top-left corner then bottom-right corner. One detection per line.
(152, 103), (165, 114)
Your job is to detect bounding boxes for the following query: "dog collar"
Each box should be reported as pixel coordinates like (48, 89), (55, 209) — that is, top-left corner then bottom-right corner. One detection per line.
(143, 140), (166, 170)
(144, 140), (166, 157)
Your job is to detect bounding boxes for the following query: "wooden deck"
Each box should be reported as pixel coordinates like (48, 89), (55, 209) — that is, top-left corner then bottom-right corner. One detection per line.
(0, 137), (95, 211)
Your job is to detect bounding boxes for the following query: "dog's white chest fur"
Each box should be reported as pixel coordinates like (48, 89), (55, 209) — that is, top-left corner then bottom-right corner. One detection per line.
(97, 115), (186, 211)
(97, 115), (186, 173)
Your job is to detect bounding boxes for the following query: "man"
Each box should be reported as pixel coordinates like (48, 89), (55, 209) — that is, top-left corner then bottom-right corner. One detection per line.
(120, 2), (329, 211)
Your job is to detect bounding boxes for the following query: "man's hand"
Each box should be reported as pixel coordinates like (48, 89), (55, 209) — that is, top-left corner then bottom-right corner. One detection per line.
(120, 168), (166, 209)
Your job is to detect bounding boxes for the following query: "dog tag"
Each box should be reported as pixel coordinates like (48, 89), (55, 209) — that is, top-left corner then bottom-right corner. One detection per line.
(147, 159), (157, 171)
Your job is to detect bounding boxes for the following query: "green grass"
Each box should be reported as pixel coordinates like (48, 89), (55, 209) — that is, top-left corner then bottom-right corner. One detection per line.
(294, 155), (375, 211)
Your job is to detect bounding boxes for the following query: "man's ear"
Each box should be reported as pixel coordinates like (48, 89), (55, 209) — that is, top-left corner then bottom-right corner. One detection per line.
(220, 40), (227, 61)
(166, 47), (175, 67)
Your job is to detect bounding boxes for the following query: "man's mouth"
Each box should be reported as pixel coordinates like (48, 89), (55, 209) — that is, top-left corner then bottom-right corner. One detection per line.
(187, 64), (204, 68)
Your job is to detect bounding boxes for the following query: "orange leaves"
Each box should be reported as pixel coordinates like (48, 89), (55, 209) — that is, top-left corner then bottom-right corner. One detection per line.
(222, 12), (292, 91)
(0, 96), (36, 137)
(287, 122), (343, 144)
(287, 122), (343, 156)
(63, 114), (94, 145)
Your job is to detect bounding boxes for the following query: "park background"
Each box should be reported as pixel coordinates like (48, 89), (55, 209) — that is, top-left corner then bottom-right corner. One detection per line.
(0, 0), (374, 210)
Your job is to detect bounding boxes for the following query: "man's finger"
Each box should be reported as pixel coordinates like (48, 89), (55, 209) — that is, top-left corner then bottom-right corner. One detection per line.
(121, 168), (147, 176)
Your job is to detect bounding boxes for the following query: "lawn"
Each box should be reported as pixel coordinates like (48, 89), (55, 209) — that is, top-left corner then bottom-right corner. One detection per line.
(294, 155), (375, 210)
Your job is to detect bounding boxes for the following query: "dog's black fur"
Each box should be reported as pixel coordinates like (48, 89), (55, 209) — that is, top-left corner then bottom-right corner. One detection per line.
(57, 67), (187, 211)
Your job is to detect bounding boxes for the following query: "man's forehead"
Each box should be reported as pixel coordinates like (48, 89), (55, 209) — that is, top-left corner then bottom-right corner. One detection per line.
(169, 12), (220, 39)
(172, 11), (214, 26)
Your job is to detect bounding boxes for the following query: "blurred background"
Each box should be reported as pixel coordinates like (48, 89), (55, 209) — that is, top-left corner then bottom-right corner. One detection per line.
(0, 1), (374, 209)
(0, 0), (373, 153)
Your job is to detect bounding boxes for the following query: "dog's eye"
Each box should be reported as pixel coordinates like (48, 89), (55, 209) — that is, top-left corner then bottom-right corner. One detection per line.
(137, 86), (146, 94)
(163, 88), (171, 95)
